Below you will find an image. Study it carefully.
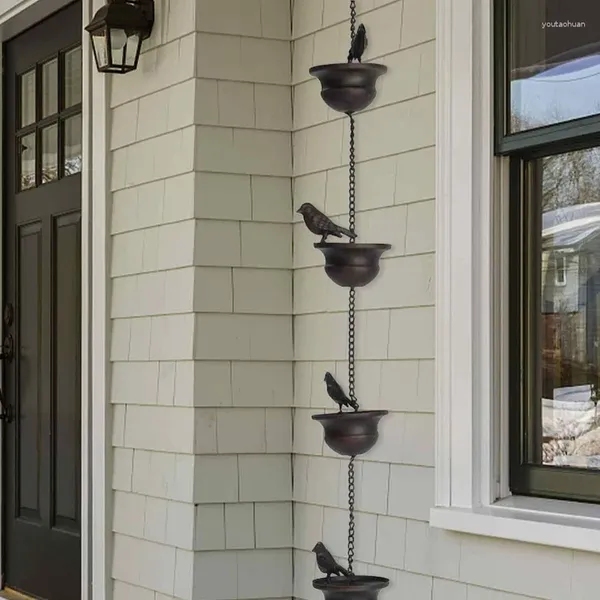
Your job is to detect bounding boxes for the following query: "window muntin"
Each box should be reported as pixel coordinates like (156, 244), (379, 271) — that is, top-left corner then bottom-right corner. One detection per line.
(507, 0), (600, 134)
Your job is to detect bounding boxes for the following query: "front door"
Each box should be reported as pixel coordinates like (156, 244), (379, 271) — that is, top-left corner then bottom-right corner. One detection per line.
(3, 4), (82, 600)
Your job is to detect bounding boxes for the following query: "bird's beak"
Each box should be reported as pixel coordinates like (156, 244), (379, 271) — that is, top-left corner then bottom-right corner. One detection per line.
(296, 208), (301, 214)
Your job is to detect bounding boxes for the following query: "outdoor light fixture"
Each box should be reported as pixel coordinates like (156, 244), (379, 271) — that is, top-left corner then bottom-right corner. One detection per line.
(85, 0), (154, 73)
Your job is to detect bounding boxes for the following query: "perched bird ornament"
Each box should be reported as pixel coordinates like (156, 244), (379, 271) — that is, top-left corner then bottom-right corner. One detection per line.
(325, 372), (359, 412)
(297, 203), (358, 243)
(348, 23), (368, 62)
(312, 542), (352, 581)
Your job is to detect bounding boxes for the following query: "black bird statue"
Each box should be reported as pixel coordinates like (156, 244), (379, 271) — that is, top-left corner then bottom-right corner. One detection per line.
(325, 372), (359, 412)
(312, 542), (352, 581)
(348, 24), (368, 62)
(297, 203), (358, 243)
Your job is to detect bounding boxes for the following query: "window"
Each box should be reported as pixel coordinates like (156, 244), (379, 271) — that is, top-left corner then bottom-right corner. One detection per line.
(497, 0), (600, 502)
(554, 254), (567, 287)
(16, 44), (82, 192)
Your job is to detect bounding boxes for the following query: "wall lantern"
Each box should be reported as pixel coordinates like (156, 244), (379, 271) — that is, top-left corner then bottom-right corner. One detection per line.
(85, 0), (154, 74)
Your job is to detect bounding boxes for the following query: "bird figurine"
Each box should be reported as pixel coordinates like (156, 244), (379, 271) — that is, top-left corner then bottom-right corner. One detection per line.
(348, 24), (368, 62)
(312, 542), (352, 581)
(297, 203), (358, 243)
(325, 372), (359, 412)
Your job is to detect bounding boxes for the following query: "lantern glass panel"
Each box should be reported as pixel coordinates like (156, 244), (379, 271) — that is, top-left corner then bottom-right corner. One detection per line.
(125, 33), (141, 67)
(91, 30), (109, 69)
(109, 28), (128, 67)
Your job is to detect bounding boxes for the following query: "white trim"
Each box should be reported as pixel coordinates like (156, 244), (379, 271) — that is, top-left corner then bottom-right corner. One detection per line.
(431, 494), (600, 554)
(434, 0), (496, 511)
(86, 1), (110, 600)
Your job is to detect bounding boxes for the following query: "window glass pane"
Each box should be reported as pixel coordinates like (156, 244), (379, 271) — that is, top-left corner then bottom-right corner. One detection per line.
(42, 58), (58, 118)
(64, 46), (82, 108)
(41, 124), (58, 184)
(20, 69), (35, 127)
(508, 0), (600, 133)
(19, 133), (36, 190)
(539, 147), (600, 469)
(64, 114), (82, 176)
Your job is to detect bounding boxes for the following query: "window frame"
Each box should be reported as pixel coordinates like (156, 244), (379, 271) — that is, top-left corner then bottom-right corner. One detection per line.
(494, 0), (600, 156)
(494, 0), (600, 503)
(15, 42), (82, 192)
(508, 152), (600, 503)
(553, 254), (567, 287)
(433, 0), (600, 553)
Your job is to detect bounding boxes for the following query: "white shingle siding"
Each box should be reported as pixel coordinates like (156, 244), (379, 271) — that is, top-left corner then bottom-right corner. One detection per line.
(107, 1), (598, 599)
(109, 2), (292, 599)
(291, 0), (438, 598)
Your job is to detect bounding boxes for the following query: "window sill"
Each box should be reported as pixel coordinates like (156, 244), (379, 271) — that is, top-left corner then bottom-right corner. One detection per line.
(430, 496), (600, 553)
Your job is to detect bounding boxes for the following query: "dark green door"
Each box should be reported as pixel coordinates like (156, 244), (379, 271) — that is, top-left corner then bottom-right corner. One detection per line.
(3, 3), (82, 599)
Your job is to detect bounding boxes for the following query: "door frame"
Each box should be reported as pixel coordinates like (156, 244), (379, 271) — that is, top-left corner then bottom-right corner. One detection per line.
(0, 2), (109, 600)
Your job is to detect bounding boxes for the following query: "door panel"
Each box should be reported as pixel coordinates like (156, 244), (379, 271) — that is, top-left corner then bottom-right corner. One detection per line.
(53, 212), (81, 532)
(17, 221), (43, 522)
(4, 3), (82, 600)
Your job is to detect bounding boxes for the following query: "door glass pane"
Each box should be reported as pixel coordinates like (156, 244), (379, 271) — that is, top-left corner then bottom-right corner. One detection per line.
(538, 147), (600, 469)
(508, 0), (600, 133)
(20, 69), (36, 127)
(64, 114), (82, 176)
(64, 46), (82, 108)
(41, 124), (58, 184)
(19, 133), (36, 190)
(41, 58), (58, 118)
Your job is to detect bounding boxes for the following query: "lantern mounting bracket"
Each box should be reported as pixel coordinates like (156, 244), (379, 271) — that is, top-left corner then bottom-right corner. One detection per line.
(121, 0), (154, 39)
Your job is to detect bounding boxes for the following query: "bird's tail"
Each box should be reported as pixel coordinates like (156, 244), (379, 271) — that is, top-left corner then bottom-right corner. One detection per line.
(339, 226), (358, 240)
(337, 565), (352, 578)
(349, 398), (359, 411)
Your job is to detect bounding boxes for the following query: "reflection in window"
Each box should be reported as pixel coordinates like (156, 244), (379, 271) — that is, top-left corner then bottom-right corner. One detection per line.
(508, 0), (600, 133)
(541, 147), (600, 469)
(64, 46), (82, 109)
(41, 124), (58, 184)
(19, 133), (35, 191)
(554, 254), (567, 286)
(64, 114), (82, 176)
(20, 70), (35, 128)
(42, 59), (58, 118)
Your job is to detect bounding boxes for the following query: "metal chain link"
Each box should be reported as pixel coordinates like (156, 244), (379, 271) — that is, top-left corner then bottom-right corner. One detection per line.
(348, 114), (356, 239)
(347, 108), (358, 409)
(347, 455), (356, 573)
(348, 0), (357, 62)
(347, 0), (359, 577)
(348, 288), (357, 408)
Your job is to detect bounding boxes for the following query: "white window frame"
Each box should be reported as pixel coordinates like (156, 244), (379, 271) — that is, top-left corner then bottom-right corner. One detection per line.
(432, 0), (600, 553)
(554, 253), (567, 286)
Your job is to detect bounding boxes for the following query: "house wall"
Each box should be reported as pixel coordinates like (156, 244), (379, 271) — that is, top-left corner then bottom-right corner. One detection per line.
(291, 0), (437, 597)
(291, 2), (600, 600)
(103, 1), (600, 600)
(108, 1), (293, 599)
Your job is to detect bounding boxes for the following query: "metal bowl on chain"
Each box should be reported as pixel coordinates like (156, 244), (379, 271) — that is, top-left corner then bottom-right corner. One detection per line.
(309, 63), (387, 114)
(313, 575), (390, 600)
(312, 411), (388, 456)
(315, 243), (391, 288)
